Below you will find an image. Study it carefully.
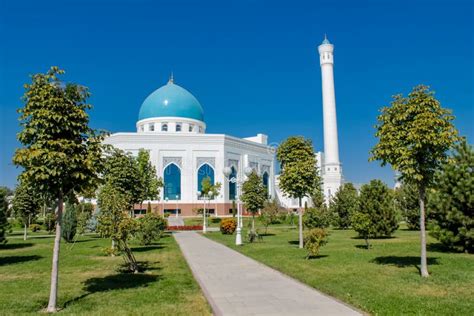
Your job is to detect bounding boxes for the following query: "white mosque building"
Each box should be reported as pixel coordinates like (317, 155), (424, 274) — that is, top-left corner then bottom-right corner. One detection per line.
(105, 36), (343, 216)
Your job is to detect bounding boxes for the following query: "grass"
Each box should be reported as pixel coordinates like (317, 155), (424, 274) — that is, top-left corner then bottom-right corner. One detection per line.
(206, 226), (474, 315)
(0, 231), (211, 315)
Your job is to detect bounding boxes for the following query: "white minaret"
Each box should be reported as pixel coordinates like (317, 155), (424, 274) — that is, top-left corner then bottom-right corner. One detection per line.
(318, 35), (343, 200)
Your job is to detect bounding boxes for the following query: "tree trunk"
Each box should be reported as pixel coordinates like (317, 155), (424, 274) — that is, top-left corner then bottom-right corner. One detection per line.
(47, 193), (63, 312)
(418, 185), (429, 277)
(23, 223), (27, 241)
(252, 214), (255, 233)
(298, 197), (303, 249)
(365, 237), (369, 249)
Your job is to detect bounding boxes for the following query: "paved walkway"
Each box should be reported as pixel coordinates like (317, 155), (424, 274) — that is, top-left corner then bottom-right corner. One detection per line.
(174, 232), (362, 316)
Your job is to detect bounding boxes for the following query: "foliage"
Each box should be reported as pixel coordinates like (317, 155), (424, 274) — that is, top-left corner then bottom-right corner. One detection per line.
(62, 203), (78, 243)
(259, 199), (285, 233)
(370, 84), (459, 277)
(136, 213), (167, 245)
(241, 171), (267, 232)
(12, 67), (106, 310)
(44, 212), (56, 233)
(12, 179), (40, 230)
(220, 218), (237, 234)
(0, 187), (10, 244)
(329, 183), (359, 229)
(303, 228), (329, 258)
(357, 180), (398, 238)
(351, 212), (375, 249)
(137, 149), (163, 206)
(303, 206), (331, 229)
(76, 202), (94, 235)
(200, 176), (222, 199)
(29, 223), (41, 232)
(428, 141), (474, 253)
(394, 183), (420, 230)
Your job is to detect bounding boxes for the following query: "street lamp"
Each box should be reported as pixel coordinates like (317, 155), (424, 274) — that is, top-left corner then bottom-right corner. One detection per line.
(165, 197), (169, 217)
(223, 166), (253, 245)
(175, 195), (179, 217)
(197, 191), (207, 233)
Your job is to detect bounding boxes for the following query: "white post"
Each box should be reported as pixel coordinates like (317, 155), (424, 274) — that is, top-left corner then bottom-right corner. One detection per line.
(203, 196), (207, 233)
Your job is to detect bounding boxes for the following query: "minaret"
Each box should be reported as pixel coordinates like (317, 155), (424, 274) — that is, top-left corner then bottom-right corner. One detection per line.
(318, 35), (343, 200)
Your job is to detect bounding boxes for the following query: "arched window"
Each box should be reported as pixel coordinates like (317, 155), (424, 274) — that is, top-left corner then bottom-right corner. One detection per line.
(162, 123), (168, 132)
(189, 125), (194, 132)
(164, 163), (181, 200)
(262, 171), (269, 196)
(176, 123), (182, 132)
(197, 164), (215, 193)
(149, 123), (154, 132)
(229, 166), (237, 200)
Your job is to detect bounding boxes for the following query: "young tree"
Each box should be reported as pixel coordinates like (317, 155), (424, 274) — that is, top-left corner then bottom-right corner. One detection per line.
(351, 212), (375, 249)
(136, 149), (163, 213)
(277, 136), (319, 248)
(394, 183), (420, 230)
(428, 141), (473, 253)
(330, 183), (359, 229)
(12, 180), (40, 240)
(0, 187), (10, 244)
(241, 171), (267, 236)
(370, 85), (459, 277)
(259, 199), (284, 234)
(12, 67), (106, 311)
(62, 203), (77, 243)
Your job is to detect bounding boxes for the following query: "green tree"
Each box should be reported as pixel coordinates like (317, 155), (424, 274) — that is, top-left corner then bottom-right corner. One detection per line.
(135, 213), (167, 245)
(76, 202), (94, 235)
(62, 203), (77, 243)
(259, 199), (285, 234)
(277, 136), (319, 248)
(103, 149), (142, 214)
(136, 149), (163, 213)
(12, 67), (106, 310)
(241, 171), (267, 236)
(351, 211), (375, 249)
(370, 85), (459, 277)
(303, 207), (331, 229)
(330, 183), (359, 229)
(357, 180), (398, 238)
(394, 183), (420, 230)
(428, 141), (473, 253)
(0, 187), (10, 244)
(12, 179), (40, 241)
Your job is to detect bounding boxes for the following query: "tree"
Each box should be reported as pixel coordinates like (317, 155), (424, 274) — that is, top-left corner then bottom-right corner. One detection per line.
(76, 202), (94, 235)
(330, 183), (359, 229)
(0, 187), (10, 244)
(351, 212), (375, 249)
(259, 199), (285, 234)
(199, 176), (222, 227)
(103, 149), (142, 214)
(357, 180), (398, 237)
(277, 136), (319, 248)
(136, 149), (163, 213)
(241, 171), (267, 236)
(12, 67), (106, 311)
(303, 207), (331, 229)
(370, 85), (459, 277)
(12, 179), (40, 240)
(303, 228), (329, 258)
(428, 141), (473, 253)
(394, 183), (420, 230)
(135, 213), (167, 245)
(62, 203), (77, 243)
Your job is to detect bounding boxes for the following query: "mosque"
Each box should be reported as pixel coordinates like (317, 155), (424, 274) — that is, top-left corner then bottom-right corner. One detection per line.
(104, 37), (343, 216)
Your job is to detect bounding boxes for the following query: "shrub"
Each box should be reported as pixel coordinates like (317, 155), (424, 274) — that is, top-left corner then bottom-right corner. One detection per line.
(303, 207), (331, 229)
(211, 217), (222, 224)
(259, 199), (285, 233)
(303, 228), (328, 258)
(220, 218), (237, 234)
(62, 203), (77, 243)
(29, 223), (41, 232)
(136, 213), (167, 245)
(329, 183), (359, 229)
(351, 211), (375, 248)
(428, 141), (473, 253)
(356, 179), (398, 238)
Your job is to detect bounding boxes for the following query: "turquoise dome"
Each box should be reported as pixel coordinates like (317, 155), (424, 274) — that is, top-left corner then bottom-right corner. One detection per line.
(138, 81), (204, 121)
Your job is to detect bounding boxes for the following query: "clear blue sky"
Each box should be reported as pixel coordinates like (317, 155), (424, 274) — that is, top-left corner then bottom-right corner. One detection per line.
(0, 0), (473, 189)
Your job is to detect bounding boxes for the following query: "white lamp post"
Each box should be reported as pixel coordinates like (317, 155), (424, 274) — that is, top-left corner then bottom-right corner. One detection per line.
(175, 195), (179, 217)
(223, 166), (253, 245)
(197, 191), (207, 233)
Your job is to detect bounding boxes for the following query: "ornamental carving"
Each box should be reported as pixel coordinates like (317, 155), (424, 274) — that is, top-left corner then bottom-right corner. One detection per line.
(196, 157), (215, 169)
(227, 159), (239, 170)
(261, 165), (270, 175)
(163, 157), (182, 169)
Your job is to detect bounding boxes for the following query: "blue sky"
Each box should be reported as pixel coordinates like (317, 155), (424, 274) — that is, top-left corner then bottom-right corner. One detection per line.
(0, 0), (472, 189)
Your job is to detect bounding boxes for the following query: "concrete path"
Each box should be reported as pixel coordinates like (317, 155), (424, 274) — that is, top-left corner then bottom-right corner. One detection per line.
(174, 231), (362, 316)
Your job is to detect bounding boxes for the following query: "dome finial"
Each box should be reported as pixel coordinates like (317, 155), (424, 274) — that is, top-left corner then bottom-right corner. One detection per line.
(322, 34), (330, 45)
(168, 72), (174, 84)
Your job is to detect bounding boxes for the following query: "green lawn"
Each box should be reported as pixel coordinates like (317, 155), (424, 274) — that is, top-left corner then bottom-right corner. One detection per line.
(206, 226), (474, 315)
(0, 232), (211, 315)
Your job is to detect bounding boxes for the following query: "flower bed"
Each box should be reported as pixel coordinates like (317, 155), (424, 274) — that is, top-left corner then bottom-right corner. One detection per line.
(167, 225), (203, 231)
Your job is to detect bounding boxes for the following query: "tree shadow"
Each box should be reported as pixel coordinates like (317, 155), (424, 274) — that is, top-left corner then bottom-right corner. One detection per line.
(0, 243), (33, 250)
(306, 254), (328, 260)
(427, 243), (462, 254)
(131, 245), (165, 252)
(351, 236), (396, 240)
(371, 256), (439, 272)
(355, 245), (371, 250)
(63, 273), (160, 308)
(259, 233), (275, 237)
(0, 255), (42, 266)
(288, 240), (299, 245)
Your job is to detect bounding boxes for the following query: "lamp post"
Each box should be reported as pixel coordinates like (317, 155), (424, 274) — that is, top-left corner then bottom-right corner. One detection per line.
(197, 191), (207, 233)
(175, 195), (179, 217)
(223, 166), (253, 246)
(165, 197), (169, 216)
